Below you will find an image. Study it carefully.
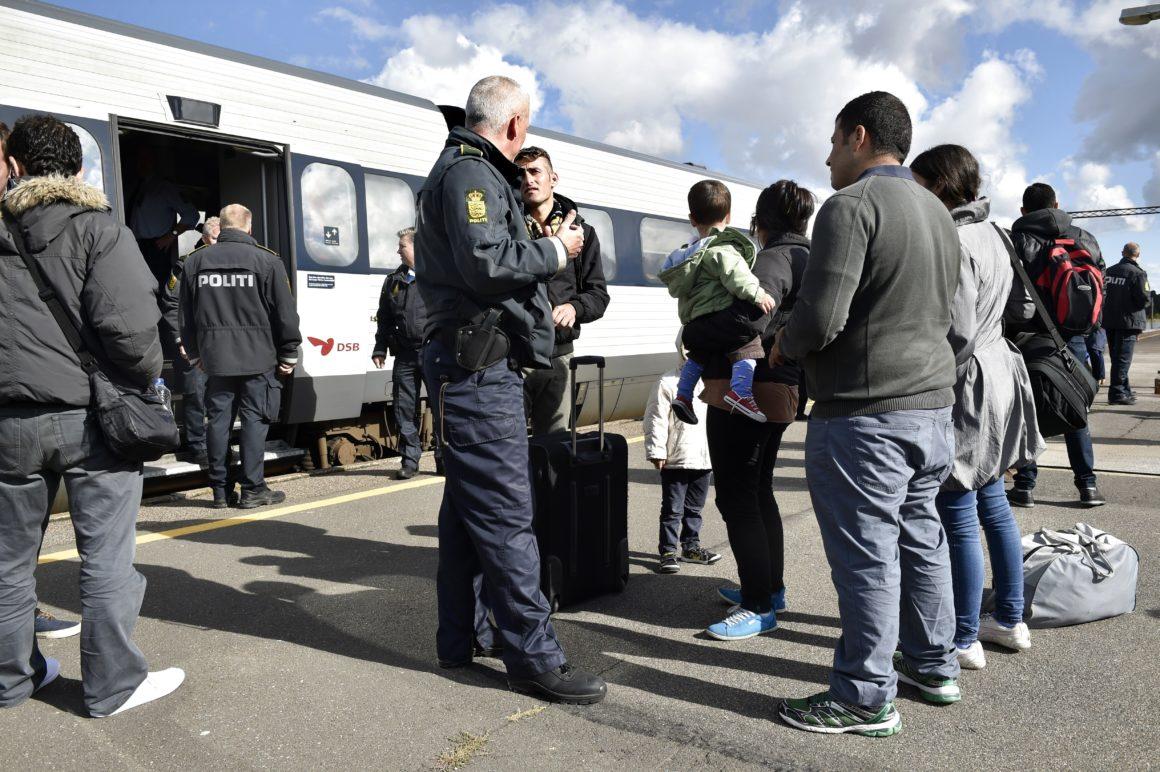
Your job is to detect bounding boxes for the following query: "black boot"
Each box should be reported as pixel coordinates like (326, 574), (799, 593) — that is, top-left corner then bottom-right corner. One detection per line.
(508, 663), (607, 705)
(237, 488), (286, 509)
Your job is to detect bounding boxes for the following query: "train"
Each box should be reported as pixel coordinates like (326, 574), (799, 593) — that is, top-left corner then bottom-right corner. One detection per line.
(0, 0), (766, 469)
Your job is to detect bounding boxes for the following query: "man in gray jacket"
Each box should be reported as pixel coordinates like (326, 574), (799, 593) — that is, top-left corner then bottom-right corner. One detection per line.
(0, 114), (183, 717)
(773, 92), (961, 737)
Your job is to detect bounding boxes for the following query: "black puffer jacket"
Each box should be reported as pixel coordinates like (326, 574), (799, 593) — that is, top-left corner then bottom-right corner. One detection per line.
(373, 265), (427, 356)
(0, 175), (162, 406)
(526, 193), (610, 356)
(1103, 257), (1150, 332)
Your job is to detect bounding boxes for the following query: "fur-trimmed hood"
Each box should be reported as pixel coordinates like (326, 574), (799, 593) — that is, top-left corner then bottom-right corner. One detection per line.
(3, 173), (109, 216)
(2, 174), (112, 253)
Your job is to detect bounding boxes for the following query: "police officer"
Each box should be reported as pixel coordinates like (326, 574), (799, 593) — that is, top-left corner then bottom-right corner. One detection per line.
(180, 204), (301, 509)
(416, 75), (606, 704)
(515, 146), (610, 435)
(372, 226), (442, 479)
(1103, 242), (1150, 405)
(163, 215), (220, 465)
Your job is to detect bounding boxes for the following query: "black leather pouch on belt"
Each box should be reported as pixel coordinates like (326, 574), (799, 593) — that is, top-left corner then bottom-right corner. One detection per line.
(455, 308), (510, 371)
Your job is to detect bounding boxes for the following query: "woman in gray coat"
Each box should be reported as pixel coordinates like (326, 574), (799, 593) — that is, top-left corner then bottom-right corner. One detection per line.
(912, 145), (1044, 670)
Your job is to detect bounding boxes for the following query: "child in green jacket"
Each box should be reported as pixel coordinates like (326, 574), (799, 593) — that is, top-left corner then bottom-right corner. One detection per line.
(659, 180), (774, 424)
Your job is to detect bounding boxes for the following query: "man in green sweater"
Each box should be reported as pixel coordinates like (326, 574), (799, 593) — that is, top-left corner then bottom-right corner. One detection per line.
(772, 92), (962, 737)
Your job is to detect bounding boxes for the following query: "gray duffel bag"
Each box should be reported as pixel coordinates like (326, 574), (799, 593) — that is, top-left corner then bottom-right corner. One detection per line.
(1021, 523), (1139, 628)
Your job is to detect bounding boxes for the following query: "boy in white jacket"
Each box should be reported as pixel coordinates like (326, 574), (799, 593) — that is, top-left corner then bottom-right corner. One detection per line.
(644, 358), (721, 573)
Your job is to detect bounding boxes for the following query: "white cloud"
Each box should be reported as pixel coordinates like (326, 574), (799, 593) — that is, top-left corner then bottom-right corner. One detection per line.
(1062, 160), (1150, 232)
(317, 7), (392, 41)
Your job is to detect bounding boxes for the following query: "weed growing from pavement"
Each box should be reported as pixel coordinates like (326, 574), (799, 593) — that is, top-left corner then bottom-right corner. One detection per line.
(435, 732), (489, 770)
(506, 706), (546, 722)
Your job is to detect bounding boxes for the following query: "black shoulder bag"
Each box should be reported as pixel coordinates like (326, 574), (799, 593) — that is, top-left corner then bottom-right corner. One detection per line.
(6, 214), (180, 461)
(994, 223), (1096, 438)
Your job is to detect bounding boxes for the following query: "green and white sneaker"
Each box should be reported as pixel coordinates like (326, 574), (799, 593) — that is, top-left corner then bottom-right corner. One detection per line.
(778, 691), (901, 736)
(893, 652), (961, 704)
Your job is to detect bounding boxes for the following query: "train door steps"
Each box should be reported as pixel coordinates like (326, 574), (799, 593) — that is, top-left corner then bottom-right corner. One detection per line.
(143, 440), (305, 480)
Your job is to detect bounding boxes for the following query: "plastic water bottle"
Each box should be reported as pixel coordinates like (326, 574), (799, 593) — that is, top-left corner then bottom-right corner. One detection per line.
(153, 377), (172, 412)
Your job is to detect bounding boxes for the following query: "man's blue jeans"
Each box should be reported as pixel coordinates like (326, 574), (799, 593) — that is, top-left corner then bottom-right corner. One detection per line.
(805, 407), (958, 708)
(1014, 335), (1097, 490)
(935, 478), (1025, 646)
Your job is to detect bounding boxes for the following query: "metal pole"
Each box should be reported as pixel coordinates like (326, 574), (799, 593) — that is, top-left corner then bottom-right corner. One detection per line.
(1120, 3), (1160, 24)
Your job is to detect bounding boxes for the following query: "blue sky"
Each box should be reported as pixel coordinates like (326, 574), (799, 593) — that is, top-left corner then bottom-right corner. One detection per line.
(53, 0), (1160, 274)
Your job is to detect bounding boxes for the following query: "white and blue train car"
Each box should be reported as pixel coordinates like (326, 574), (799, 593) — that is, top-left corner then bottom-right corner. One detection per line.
(0, 0), (764, 466)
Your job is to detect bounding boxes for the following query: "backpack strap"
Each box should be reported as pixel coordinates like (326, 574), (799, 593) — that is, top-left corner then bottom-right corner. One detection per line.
(993, 223), (1070, 352)
(3, 212), (100, 374)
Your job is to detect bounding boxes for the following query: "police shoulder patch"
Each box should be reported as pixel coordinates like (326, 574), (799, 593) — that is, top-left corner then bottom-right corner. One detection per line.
(466, 188), (488, 224)
(167, 274), (178, 291)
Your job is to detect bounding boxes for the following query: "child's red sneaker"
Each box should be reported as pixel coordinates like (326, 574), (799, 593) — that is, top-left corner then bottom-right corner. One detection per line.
(672, 394), (699, 424)
(724, 390), (767, 423)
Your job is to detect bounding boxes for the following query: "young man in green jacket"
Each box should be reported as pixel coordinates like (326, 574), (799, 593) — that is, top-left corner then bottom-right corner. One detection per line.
(659, 180), (774, 424)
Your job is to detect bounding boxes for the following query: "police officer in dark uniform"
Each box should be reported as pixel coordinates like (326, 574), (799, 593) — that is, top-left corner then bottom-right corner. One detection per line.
(180, 204), (302, 509)
(1103, 242), (1150, 405)
(416, 75), (606, 704)
(372, 226), (442, 479)
(162, 215), (220, 465)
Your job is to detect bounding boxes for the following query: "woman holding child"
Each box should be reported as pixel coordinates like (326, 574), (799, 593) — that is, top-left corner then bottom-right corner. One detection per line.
(697, 180), (815, 640)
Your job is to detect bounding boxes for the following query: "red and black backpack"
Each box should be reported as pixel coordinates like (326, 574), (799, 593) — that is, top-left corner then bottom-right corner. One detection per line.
(1031, 238), (1104, 337)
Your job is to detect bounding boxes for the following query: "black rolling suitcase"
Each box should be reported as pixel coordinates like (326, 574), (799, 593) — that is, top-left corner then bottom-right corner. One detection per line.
(529, 355), (629, 611)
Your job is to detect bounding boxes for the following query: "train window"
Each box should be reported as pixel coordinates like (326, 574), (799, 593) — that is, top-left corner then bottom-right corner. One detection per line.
(66, 124), (103, 192)
(366, 175), (415, 270)
(577, 207), (617, 281)
(640, 217), (697, 284)
(300, 163), (359, 267)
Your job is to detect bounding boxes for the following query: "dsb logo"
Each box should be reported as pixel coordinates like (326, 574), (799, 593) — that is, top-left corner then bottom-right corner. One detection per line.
(308, 337), (359, 356)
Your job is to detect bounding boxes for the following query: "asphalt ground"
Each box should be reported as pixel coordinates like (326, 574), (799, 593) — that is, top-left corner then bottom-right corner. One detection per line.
(4, 338), (1160, 771)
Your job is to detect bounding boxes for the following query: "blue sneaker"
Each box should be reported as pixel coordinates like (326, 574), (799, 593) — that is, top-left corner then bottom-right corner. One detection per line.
(35, 608), (80, 639)
(705, 608), (777, 641)
(717, 586), (787, 612)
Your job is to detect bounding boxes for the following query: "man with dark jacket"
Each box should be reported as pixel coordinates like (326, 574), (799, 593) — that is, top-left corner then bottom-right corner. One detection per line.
(1103, 242), (1149, 405)
(515, 147), (610, 434)
(1007, 183), (1105, 508)
(773, 92), (961, 736)
(372, 226), (440, 478)
(162, 215), (220, 465)
(415, 75), (605, 705)
(180, 203), (301, 509)
(0, 114), (183, 717)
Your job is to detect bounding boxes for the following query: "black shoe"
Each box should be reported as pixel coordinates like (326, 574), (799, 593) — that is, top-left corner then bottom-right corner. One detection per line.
(508, 663), (607, 705)
(1079, 486), (1106, 507)
(211, 488), (237, 509)
(438, 639), (503, 669)
(237, 488), (286, 509)
(180, 449), (209, 466)
(1109, 396), (1137, 406)
(1007, 488), (1034, 508)
(397, 466), (417, 480)
(434, 459), (446, 476)
(658, 552), (680, 573)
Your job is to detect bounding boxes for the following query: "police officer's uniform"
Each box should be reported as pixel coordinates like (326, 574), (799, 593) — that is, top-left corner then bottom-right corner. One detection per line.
(373, 264), (440, 474)
(162, 241), (209, 459)
(415, 125), (570, 680)
(1102, 255), (1151, 403)
(179, 228), (301, 506)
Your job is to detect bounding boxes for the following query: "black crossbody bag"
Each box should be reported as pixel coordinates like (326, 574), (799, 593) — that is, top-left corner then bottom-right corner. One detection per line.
(994, 223), (1097, 438)
(6, 214), (180, 461)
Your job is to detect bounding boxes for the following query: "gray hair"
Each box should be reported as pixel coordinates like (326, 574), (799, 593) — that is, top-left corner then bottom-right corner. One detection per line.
(202, 216), (221, 235)
(1124, 242), (1141, 258)
(397, 226), (415, 242)
(219, 203), (252, 231)
(465, 76), (529, 134)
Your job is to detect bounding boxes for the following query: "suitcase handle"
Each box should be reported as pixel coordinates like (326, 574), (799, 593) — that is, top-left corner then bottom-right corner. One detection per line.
(569, 356), (605, 456)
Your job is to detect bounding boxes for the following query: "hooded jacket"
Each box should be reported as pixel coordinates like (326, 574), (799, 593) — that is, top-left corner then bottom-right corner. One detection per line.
(1009, 207), (1105, 336)
(524, 193), (610, 356)
(415, 126), (563, 368)
(0, 175), (162, 407)
(658, 228), (762, 325)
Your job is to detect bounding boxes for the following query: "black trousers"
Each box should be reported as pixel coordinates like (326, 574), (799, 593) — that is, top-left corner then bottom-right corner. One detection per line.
(706, 407), (788, 613)
(1107, 329), (1138, 402)
(206, 371), (280, 493)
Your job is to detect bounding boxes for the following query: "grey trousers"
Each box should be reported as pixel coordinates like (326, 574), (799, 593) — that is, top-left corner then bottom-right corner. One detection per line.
(523, 352), (573, 436)
(0, 406), (148, 715)
(804, 407), (959, 708)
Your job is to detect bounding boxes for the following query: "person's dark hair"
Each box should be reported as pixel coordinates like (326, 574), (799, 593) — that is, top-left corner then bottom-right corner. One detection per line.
(1022, 182), (1057, 212)
(6, 114), (83, 177)
(514, 145), (553, 170)
(754, 179), (816, 236)
(688, 179), (731, 225)
(835, 91), (912, 163)
(910, 145), (981, 209)
(0, 121), (9, 153)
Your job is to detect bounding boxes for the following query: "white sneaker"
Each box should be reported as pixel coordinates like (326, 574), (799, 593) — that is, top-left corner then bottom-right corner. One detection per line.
(33, 657), (60, 694)
(93, 668), (185, 717)
(956, 640), (987, 670)
(977, 614), (1031, 652)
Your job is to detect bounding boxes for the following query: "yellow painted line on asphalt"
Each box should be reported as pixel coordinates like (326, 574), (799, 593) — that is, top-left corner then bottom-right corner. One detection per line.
(38, 433), (647, 565)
